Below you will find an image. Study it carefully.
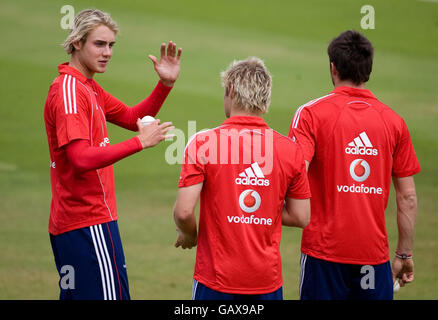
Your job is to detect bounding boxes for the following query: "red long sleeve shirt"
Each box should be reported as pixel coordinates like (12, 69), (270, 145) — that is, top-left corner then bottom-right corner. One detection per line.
(44, 63), (172, 235)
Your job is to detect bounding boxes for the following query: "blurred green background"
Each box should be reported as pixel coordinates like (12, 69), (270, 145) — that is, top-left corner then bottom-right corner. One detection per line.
(0, 0), (437, 299)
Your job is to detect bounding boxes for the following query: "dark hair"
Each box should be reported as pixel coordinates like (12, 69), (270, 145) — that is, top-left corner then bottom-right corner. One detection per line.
(327, 30), (374, 85)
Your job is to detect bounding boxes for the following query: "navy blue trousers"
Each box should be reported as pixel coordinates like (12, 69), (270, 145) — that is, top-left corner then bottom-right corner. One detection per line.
(299, 253), (393, 300)
(50, 221), (130, 300)
(192, 280), (283, 300)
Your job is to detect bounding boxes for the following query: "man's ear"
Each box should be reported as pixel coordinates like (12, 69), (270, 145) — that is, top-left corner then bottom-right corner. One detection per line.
(72, 40), (83, 52)
(330, 62), (338, 77)
(229, 84), (234, 99)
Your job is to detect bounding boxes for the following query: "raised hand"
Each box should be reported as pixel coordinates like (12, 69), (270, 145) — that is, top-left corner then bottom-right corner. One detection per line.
(148, 41), (182, 87)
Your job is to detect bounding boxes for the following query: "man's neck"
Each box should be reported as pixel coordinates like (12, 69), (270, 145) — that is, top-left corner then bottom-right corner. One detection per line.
(229, 108), (262, 118)
(334, 79), (366, 89)
(69, 55), (94, 79)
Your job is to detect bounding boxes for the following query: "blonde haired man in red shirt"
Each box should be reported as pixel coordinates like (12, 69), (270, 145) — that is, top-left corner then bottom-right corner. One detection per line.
(174, 57), (311, 300)
(44, 9), (181, 299)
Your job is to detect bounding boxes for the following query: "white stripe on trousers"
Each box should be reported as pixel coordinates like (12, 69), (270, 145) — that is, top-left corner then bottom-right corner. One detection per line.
(97, 224), (116, 300)
(90, 224), (116, 300)
(192, 279), (198, 300)
(90, 225), (107, 300)
(299, 253), (308, 299)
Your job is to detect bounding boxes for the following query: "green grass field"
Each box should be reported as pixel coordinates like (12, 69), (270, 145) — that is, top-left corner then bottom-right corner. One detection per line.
(0, 0), (437, 299)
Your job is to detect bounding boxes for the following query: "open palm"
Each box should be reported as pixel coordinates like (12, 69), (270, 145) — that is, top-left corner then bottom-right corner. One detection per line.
(148, 41), (182, 87)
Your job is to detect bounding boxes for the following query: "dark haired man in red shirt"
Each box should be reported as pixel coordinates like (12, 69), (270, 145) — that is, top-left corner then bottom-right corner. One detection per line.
(290, 30), (420, 300)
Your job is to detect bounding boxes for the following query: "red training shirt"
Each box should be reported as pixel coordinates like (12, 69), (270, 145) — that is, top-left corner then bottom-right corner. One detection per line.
(289, 86), (421, 265)
(179, 116), (311, 294)
(44, 63), (172, 235)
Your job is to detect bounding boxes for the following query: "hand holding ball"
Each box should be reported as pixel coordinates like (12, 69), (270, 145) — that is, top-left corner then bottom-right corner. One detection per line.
(140, 116), (156, 126)
(136, 116), (175, 149)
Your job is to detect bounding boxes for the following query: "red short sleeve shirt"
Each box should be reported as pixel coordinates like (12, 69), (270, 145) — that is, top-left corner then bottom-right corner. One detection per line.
(44, 64), (118, 235)
(289, 86), (421, 264)
(179, 116), (311, 294)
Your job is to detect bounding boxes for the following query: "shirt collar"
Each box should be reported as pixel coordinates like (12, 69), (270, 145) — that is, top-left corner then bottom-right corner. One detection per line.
(58, 62), (89, 84)
(221, 116), (269, 128)
(331, 86), (376, 99)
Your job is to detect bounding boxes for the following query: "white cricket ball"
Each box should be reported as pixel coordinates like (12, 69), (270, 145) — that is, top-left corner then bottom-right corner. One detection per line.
(140, 115), (156, 126)
(393, 279), (400, 293)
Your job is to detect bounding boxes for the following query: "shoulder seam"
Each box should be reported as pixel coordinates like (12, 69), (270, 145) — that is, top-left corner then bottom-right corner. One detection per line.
(184, 125), (224, 153)
(271, 129), (294, 143)
(291, 93), (335, 129)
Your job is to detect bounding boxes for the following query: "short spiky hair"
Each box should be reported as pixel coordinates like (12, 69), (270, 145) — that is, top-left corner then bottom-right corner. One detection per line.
(328, 30), (374, 85)
(221, 57), (272, 114)
(62, 9), (119, 54)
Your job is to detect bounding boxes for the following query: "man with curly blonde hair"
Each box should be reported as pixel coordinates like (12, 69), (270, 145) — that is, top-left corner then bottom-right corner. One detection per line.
(44, 8), (181, 299)
(174, 57), (311, 300)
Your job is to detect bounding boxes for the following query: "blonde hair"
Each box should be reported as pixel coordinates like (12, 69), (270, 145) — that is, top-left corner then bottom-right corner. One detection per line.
(221, 57), (272, 114)
(62, 9), (119, 54)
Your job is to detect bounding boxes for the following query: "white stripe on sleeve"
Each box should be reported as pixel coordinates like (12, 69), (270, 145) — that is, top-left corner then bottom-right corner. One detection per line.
(66, 75), (73, 114)
(62, 75), (68, 115)
(291, 105), (306, 129)
(292, 93), (335, 129)
(72, 77), (77, 114)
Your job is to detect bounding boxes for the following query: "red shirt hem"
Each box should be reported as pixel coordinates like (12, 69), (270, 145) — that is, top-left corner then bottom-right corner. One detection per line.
(194, 274), (283, 295)
(49, 216), (118, 236)
(301, 248), (389, 265)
